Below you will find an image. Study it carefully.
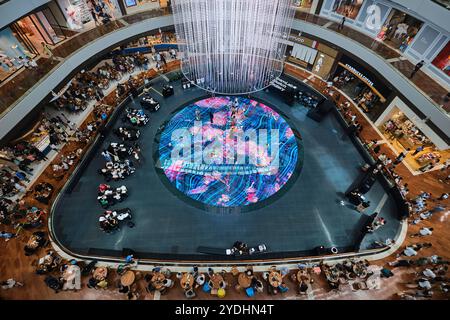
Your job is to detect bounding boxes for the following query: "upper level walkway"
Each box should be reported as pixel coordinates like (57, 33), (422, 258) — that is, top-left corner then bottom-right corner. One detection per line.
(294, 12), (449, 114)
(0, 9), (449, 141)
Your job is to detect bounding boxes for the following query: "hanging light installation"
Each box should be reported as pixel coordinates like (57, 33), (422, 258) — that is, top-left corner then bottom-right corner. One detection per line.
(172, 0), (295, 95)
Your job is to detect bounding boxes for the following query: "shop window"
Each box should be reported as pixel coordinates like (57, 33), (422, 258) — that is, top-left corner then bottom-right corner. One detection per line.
(0, 27), (30, 82)
(378, 107), (450, 172)
(376, 9), (424, 52)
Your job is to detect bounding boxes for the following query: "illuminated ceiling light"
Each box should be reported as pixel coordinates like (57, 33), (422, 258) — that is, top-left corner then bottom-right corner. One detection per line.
(172, 0), (295, 95)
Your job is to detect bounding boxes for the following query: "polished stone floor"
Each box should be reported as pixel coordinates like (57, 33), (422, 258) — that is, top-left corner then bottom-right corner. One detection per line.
(51, 79), (401, 259)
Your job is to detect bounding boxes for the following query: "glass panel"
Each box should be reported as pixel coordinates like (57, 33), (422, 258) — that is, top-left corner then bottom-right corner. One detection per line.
(41, 7), (67, 39)
(30, 14), (53, 44)
(16, 16), (46, 54)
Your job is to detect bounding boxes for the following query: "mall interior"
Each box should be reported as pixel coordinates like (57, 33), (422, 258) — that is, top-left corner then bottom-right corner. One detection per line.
(0, 0), (449, 301)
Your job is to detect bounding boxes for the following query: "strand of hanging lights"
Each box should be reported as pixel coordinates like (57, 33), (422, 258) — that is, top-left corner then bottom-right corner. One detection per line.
(172, 0), (295, 95)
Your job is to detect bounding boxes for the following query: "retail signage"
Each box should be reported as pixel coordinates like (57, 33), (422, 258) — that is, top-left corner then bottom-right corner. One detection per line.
(344, 63), (374, 87)
(125, 0), (137, 6)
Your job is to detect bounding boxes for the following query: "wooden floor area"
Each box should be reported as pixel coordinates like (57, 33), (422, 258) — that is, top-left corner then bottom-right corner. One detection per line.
(1, 62), (448, 300)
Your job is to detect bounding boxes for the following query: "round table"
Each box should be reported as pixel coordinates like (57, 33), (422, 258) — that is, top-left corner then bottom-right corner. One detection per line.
(180, 273), (194, 290)
(151, 272), (166, 291)
(297, 270), (310, 282)
(210, 274), (224, 289)
(238, 273), (252, 288)
(268, 271), (282, 288)
(120, 270), (135, 287)
(93, 267), (108, 281)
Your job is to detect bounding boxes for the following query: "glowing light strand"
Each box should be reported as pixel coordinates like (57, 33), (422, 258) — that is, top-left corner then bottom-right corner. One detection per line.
(172, 0), (295, 95)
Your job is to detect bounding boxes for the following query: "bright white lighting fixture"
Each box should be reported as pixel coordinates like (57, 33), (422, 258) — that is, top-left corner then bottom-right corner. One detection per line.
(172, 0), (295, 95)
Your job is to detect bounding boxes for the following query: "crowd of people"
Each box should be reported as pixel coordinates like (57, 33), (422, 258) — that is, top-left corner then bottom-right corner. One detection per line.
(52, 53), (146, 113)
(333, 70), (378, 113)
(331, 73), (448, 299)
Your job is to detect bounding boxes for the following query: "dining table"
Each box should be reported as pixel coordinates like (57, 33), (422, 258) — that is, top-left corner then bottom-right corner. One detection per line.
(121, 270), (136, 287)
(209, 273), (224, 289)
(151, 272), (166, 291)
(180, 273), (194, 290)
(238, 273), (252, 288)
(297, 270), (310, 282)
(268, 271), (282, 288)
(93, 267), (108, 281)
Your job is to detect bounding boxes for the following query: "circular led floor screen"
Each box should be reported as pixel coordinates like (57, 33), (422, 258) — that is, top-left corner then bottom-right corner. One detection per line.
(158, 96), (300, 208)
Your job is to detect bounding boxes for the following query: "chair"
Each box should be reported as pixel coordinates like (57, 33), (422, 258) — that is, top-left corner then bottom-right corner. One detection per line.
(217, 288), (226, 298)
(279, 285), (289, 293)
(202, 282), (211, 293)
(185, 289), (196, 299)
(255, 280), (264, 293)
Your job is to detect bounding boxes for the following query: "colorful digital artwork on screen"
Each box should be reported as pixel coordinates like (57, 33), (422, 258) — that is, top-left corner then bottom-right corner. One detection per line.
(158, 97), (300, 207)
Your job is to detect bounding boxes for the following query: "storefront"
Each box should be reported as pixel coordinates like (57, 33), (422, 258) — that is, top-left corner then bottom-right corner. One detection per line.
(376, 99), (450, 172)
(377, 8), (424, 52)
(56, 0), (122, 30)
(431, 40), (450, 77)
(286, 32), (339, 80)
(122, 28), (176, 49)
(0, 27), (30, 82)
(12, 11), (67, 55)
(331, 0), (364, 20)
(121, 0), (160, 15)
(293, 0), (320, 13)
(331, 54), (392, 121)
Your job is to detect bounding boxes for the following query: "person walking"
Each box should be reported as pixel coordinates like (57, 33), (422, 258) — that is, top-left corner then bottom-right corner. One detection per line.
(42, 42), (55, 61)
(410, 60), (424, 78)
(339, 14), (347, 31)
(394, 148), (410, 165)
(412, 145), (424, 156)
(90, 8), (101, 26)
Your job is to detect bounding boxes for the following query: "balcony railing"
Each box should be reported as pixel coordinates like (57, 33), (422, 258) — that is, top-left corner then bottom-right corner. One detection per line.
(0, 8), (448, 124)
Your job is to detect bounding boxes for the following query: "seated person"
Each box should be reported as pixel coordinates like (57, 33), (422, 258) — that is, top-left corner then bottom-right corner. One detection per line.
(195, 274), (206, 288)
(99, 214), (119, 233)
(24, 231), (47, 256)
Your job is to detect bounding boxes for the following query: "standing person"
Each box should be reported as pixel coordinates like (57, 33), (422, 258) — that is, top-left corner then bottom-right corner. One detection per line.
(394, 148), (410, 165)
(90, 8), (101, 26)
(410, 60), (425, 78)
(412, 145), (424, 156)
(160, 52), (167, 66)
(42, 42), (55, 61)
(339, 14), (347, 30)
(410, 227), (433, 238)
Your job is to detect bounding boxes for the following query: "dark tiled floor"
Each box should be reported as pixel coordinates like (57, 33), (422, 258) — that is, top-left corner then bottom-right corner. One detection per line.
(52, 81), (400, 259)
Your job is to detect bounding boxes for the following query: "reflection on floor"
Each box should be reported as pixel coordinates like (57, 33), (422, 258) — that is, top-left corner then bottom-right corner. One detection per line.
(52, 80), (401, 259)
